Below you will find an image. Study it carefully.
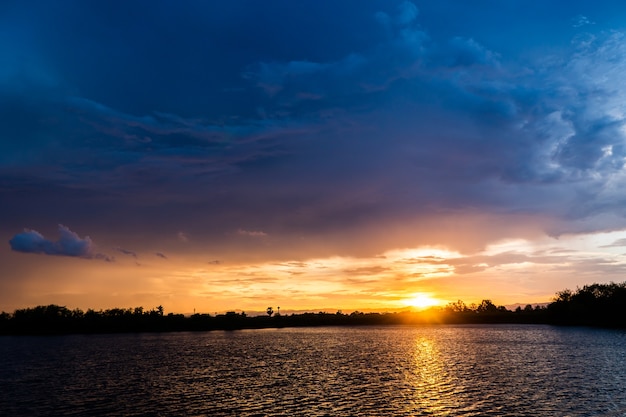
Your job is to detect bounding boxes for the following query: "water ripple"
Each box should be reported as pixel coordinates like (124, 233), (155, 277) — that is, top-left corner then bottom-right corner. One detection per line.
(2, 325), (626, 416)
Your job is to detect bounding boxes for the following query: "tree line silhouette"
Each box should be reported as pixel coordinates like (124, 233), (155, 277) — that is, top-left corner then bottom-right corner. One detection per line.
(1, 282), (625, 335)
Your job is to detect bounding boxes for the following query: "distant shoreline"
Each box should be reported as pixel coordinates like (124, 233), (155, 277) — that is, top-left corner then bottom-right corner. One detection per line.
(0, 311), (554, 336)
(3, 281), (626, 335)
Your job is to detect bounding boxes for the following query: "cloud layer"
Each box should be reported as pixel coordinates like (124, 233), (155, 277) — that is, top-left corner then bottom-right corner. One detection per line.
(2, 1), (625, 241)
(4, 1), (626, 311)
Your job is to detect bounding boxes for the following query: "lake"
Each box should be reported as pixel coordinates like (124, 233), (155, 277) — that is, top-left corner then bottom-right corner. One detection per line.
(1, 324), (626, 416)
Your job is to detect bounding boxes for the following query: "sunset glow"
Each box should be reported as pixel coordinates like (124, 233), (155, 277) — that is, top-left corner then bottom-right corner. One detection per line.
(3, 1), (626, 315)
(403, 294), (445, 310)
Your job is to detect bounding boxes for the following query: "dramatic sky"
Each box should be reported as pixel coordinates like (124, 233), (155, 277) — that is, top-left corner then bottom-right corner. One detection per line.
(4, 1), (626, 314)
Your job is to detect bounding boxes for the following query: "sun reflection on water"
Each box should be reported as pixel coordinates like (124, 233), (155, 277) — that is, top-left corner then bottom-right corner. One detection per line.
(407, 335), (461, 415)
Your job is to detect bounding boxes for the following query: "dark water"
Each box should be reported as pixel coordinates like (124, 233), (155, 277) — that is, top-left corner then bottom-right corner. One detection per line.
(1, 325), (626, 416)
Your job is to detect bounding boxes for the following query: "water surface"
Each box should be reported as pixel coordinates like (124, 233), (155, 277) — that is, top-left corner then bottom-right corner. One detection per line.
(1, 325), (626, 416)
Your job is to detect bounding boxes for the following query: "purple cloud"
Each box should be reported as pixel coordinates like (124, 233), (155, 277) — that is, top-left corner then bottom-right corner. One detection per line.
(9, 225), (113, 261)
(115, 247), (137, 258)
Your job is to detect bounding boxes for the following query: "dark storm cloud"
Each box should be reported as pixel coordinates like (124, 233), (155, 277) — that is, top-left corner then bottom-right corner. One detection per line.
(243, 1), (430, 111)
(9, 225), (113, 261)
(3, 0), (626, 251)
(242, 8), (626, 224)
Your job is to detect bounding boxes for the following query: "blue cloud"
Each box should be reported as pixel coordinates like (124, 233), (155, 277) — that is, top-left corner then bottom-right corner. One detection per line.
(396, 1), (419, 26)
(446, 37), (500, 67)
(9, 225), (113, 261)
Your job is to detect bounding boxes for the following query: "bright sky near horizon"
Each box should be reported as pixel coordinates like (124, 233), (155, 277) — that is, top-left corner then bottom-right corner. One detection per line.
(4, 1), (626, 314)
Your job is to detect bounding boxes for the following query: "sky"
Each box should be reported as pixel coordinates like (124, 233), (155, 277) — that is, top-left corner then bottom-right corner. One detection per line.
(4, 1), (626, 314)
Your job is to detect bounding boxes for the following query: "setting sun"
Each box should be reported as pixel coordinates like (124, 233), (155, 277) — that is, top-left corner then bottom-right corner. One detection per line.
(403, 293), (444, 310)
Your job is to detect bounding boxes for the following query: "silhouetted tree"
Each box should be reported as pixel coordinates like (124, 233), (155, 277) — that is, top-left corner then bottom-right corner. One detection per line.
(476, 300), (498, 313)
(267, 307), (274, 317)
(447, 300), (470, 313)
(547, 282), (626, 326)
